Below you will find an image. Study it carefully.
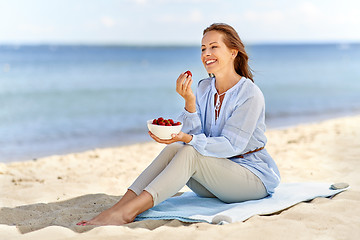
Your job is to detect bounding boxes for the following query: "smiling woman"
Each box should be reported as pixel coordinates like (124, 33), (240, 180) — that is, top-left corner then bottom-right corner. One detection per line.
(202, 23), (253, 82)
(77, 23), (280, 226)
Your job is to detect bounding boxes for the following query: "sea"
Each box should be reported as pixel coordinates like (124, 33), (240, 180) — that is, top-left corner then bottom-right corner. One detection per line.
(1, 43), (360, 162)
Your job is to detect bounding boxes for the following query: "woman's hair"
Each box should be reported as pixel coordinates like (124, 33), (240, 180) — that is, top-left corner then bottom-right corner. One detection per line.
(203, 23), (254, 82)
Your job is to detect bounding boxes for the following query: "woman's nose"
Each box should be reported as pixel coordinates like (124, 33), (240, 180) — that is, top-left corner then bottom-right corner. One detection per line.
(202, 49), (211, 57)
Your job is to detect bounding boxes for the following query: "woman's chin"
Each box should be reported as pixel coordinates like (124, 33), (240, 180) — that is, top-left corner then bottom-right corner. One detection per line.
(205, 69), (215, 75)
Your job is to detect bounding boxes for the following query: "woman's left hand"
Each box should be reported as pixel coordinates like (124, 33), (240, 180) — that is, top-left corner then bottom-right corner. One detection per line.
(148, 131), (193, 144)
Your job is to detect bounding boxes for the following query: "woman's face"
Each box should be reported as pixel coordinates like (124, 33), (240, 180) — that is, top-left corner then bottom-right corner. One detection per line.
(201, 31), (236, 75)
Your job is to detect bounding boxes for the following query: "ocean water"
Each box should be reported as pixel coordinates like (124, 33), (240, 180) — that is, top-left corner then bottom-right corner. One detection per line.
(1, 43), (359, 162)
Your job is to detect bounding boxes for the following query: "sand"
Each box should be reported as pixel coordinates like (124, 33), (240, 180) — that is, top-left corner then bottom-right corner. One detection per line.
(1, 115), (360, 240)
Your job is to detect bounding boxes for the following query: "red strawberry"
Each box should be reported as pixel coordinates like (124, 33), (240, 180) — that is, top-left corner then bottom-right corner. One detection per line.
(152, 117), (181, 126)
(184, 70), (192, 77)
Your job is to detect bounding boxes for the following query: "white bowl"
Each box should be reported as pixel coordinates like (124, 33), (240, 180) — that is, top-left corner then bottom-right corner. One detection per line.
(147, 119), (183, 140)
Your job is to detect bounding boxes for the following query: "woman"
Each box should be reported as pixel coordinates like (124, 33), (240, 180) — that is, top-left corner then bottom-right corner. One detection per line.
(77, 23), (281, 226)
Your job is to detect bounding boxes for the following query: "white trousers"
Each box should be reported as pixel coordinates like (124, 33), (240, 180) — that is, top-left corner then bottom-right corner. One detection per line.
(129, 143), (267, 206)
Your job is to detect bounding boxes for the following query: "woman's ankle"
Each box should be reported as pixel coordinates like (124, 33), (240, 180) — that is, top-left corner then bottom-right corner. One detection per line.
(123, 191), (154, 218)
(113, 189), (138, 208)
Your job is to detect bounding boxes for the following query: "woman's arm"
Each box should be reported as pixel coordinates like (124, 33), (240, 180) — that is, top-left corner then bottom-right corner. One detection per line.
(148, 130), (193, 144)
(176, 72), (196, 113)
(149, 72), (200, 144)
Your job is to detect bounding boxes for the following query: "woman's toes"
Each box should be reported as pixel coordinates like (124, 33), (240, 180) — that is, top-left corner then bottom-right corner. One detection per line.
(76, 220), (88, 226)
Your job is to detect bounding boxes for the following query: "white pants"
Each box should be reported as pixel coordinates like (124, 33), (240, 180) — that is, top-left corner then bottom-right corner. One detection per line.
(129, 143), (267, 206)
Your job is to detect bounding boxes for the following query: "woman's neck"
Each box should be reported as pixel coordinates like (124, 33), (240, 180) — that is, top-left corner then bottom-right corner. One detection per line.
(214, 69), (242, 94)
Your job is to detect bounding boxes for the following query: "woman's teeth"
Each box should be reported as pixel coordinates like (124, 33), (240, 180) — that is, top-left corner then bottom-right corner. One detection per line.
(206, 59), (217, 65)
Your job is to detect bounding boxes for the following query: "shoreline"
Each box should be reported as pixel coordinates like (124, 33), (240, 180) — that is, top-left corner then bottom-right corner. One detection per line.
(1, 114), (359, 239)
(2, 111), (359, 164)
(266, 109), (360, 129)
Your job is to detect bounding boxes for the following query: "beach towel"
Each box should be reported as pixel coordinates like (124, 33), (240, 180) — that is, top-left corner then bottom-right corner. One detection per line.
(135, 182), (349, 224)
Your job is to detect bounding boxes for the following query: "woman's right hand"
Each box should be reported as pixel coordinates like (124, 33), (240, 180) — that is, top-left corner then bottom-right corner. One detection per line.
(176, 72), (196, 112)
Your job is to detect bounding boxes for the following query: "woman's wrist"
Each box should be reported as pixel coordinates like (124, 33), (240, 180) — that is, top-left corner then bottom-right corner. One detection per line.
(183, 133), (193, 143)
(184, 97), (196, 113)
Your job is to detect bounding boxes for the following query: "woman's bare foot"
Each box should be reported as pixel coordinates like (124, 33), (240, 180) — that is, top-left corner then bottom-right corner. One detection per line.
(77, 190), (153, 226)
(79, 205), (134, 226)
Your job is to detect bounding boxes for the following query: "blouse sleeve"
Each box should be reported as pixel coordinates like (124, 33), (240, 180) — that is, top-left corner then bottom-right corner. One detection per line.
(187, 92), (264, 158)
(177, 109), (202, 135)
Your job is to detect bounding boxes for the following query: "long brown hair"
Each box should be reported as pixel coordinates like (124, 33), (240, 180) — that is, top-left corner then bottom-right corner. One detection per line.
(203, 23), (254, 82)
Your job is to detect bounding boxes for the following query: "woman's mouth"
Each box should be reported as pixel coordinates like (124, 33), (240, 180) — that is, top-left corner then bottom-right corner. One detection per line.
(205, 59), (217, 66)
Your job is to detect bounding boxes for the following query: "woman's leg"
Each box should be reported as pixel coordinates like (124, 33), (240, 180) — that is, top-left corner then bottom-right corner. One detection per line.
(77, 143), (183, 226)
(78, 144), (267, 225)
(190, 156), (268, 203)
(144, 145), (267, 205)
(186, 178), (216, 198)
(128, 142), (184, 195)
(82, 144), (201, 225)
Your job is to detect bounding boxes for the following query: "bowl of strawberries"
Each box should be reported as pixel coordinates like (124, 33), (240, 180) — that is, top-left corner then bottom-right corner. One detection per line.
(147, 117), (182, 140)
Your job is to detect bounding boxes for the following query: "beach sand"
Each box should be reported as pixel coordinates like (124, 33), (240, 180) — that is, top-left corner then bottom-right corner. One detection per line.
(1, 115), (360, 239)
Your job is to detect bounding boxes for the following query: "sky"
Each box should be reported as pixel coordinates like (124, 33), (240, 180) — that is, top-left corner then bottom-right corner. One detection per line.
(0, 0), (359, 45)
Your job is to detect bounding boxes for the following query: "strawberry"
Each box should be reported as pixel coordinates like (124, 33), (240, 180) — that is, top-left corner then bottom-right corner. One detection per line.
(184, 70), (192, 77)
(152, 117), (181, 126)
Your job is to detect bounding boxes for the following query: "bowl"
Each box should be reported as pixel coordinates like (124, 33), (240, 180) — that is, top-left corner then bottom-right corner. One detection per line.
(147, 119), (183, 140)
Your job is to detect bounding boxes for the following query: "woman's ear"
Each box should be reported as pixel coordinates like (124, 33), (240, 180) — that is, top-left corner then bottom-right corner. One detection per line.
(231, 49), (238, 59)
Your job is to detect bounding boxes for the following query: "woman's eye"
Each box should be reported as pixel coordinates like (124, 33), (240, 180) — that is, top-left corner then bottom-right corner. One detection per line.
(211, 46), (218, 49)
(201, 48), (205, 52)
